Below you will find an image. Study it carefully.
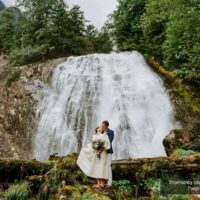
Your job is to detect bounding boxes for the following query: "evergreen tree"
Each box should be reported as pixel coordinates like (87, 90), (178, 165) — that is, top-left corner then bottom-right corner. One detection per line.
(110, 0), (146, 51)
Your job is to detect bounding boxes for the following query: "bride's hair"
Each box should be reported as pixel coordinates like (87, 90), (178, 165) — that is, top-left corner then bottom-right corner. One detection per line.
(95, 126), (99, 133)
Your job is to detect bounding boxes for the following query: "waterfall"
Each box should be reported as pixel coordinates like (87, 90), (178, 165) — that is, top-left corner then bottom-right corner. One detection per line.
(33, 51), (176, 161)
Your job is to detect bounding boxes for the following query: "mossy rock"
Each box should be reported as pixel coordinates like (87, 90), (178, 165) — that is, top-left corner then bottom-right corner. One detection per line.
(58, 185), (111, 200)
(163, 129), (189, 156)
(59, 185), (81, 199)
(148, 57), (200, 147)
(163, 129), (200, 156)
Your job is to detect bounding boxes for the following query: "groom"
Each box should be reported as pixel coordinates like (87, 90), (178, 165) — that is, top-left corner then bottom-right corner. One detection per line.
(101, 120), (114, 187)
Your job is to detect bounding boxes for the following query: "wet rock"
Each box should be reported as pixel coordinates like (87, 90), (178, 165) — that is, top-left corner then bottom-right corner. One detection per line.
(163, 129), (190, 156)
(149, 57), (200, 155)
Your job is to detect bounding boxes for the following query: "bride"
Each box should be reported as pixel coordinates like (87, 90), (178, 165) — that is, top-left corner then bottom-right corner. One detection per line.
(77, 126), (110, 188)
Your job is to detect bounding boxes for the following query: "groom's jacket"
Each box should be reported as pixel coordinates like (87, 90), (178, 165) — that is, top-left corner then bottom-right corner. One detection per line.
(106, 128), (114, 154)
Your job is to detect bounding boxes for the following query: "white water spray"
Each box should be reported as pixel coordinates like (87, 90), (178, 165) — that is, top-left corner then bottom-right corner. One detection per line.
(33, 51), (176, 161)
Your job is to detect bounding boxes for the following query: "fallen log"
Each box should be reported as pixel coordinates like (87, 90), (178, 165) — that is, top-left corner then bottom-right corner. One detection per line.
(0, 158), (53, 182)
(0, 154), (199, 183)
(112, 154), (200, 180)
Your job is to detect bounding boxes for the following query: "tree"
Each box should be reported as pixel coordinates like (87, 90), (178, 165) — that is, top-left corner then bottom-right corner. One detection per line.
(1, 0), (113, 65)
(140, 0), (171, 59)
(0, 7), (20, 52)
(94, 26), (113, 53)
(110, 0), (147, 51)
(162, 0), (200, 86)
(109, 0), (200, 86)
(16, 0), (68, 56)
(8, 0), (93, 64)
(85, 24), (113, 53)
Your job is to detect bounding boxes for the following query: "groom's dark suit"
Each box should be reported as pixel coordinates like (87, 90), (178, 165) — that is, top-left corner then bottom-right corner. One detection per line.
(106, 128), (114, 154)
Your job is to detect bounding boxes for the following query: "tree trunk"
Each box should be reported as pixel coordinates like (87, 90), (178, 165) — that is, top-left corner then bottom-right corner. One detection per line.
(112, 154), (200, 180)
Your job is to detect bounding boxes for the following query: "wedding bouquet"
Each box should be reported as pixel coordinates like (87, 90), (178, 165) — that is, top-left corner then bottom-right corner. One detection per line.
(92, 139), (105, 159)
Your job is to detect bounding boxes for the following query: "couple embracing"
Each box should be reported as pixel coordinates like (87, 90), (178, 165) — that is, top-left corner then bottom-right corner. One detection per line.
(77, 120), (114, 188)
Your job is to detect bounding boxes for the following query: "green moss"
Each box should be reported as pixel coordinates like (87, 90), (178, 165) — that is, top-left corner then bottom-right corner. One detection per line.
(79, 185), (111, 200)
(38, 153), (92, 199)
(170, 149), (200, 157)
(57, 184), (112, 200)
(148, 57), (200, 151)
(6, 68), (21, 86)
(59, 185), (81, 199)
(5, 181), (30, 200)
(172, 79), (200, 113)
(149, 57), (200, 113)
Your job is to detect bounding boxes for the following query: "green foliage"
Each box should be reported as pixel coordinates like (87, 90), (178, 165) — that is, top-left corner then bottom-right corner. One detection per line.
(162, 0), (200, 86)
(110, 0), (147, 51)
(140, 0), (170, 59)
(85, 24), (113, 53)
(143, 177), (160, 199)
(112, 179), (133, 194)
(38, 153), (91, 199)
(109, 0), (200, 87)
(0, 7), (20, 52)
(169, 195), (190, 200)
(0, 0), (112, 66)
(6, 68), (21, 86)
(5, 181), (30, 200)
(171, 148), (200, 157)
(143, 177), (190, 200)
(14, 0), (86, 58)
(9, 45), (53, 65)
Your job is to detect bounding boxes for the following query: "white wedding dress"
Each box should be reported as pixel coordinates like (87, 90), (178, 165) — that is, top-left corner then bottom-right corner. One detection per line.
(77, 133), (110, 179)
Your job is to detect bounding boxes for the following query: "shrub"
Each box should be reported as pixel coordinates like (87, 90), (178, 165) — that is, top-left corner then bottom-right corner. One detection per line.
(112, 179), (133, 194)
(5, 181), (30, 200)
(8, 45), (53, 65)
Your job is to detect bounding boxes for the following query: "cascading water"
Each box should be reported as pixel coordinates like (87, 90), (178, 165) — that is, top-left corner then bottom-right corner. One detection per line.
(33, 51), (176, 161)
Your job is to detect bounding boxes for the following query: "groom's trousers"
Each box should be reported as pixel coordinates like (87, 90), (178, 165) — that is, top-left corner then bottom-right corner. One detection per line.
(107, 154), (112, 186)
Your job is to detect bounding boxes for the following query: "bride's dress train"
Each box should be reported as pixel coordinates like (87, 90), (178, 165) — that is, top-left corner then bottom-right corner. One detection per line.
(77, 133), (110, 179)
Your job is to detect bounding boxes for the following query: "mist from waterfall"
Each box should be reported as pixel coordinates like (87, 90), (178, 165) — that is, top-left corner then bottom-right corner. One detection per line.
(33, 51), (176, 161)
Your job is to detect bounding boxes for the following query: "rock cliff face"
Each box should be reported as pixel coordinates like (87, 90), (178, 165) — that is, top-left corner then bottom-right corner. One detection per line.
(0, 55), (66, 159)
(148, 57), (200, 155)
